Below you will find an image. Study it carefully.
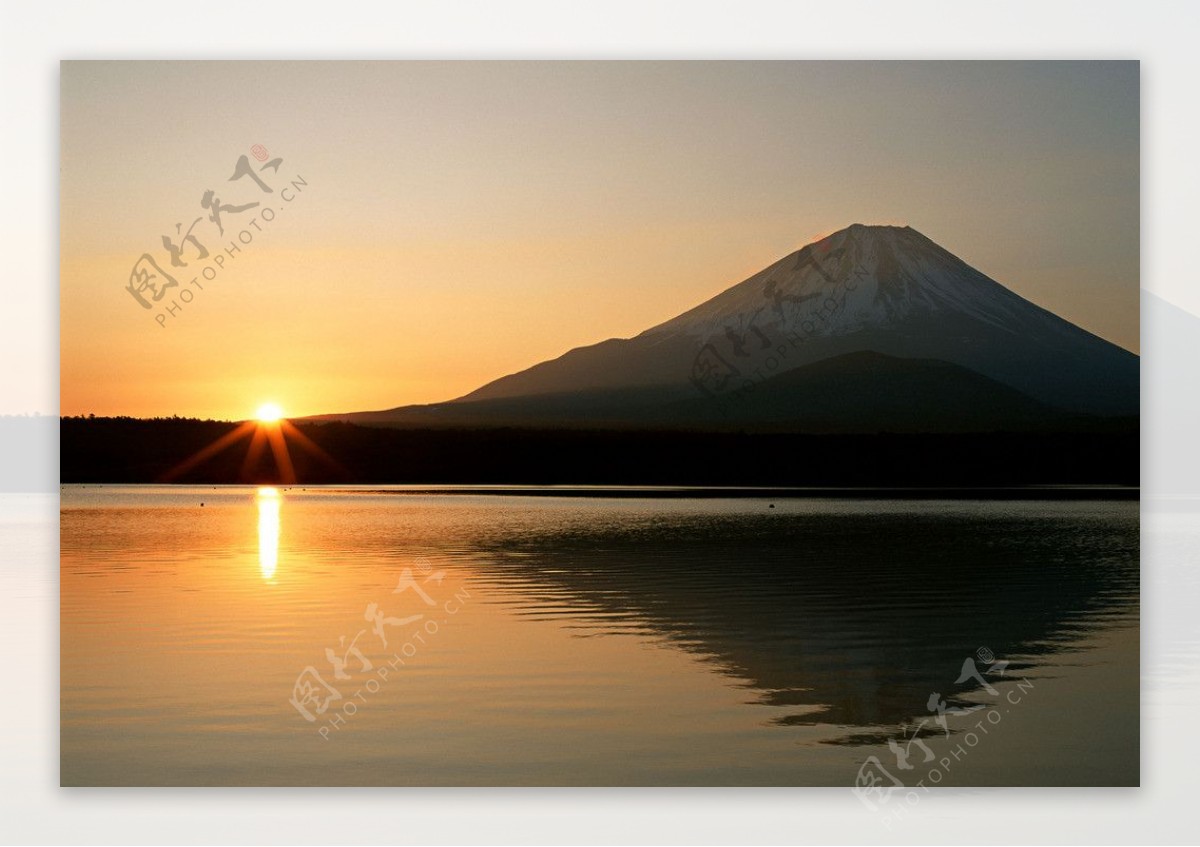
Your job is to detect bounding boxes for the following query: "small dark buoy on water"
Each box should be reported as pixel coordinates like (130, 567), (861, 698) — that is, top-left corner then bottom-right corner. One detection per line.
(769, 503), (775, 509)
(200, 502), (204, 507)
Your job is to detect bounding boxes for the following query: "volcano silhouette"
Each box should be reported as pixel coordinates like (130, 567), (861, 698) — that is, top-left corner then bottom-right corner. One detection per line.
(317, 225), (1137, 432)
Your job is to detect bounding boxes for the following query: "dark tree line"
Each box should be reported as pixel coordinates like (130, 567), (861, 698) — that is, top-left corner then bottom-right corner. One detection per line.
(59, 417), (1138, 488)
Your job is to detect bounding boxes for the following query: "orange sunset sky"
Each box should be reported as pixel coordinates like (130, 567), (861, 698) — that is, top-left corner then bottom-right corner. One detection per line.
(60, 61), (1139, 421)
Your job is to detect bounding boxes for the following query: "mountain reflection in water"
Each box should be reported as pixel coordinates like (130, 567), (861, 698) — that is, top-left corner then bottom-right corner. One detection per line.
(467, 499), (1138, 738)
(60, 487), (1137, 786)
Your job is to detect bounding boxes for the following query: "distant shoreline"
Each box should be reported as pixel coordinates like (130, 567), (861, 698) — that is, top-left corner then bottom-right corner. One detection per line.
(61, 482), (1139, 500)
(58, 418), (1140, 490)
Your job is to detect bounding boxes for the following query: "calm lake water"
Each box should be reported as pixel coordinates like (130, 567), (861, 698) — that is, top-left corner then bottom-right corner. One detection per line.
(60, 485), (1139, 787)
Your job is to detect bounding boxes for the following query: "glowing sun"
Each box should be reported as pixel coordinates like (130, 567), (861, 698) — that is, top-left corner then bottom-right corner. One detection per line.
(256, 402), (285, 423)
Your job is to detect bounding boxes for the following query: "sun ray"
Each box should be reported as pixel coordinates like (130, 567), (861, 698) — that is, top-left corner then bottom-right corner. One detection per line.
(280, 420), (348, 478)
(160, 420), (256, 482)
(265, 422), (297, 485)
(240, 424), (270, 481)
(158, 407), (334, 485)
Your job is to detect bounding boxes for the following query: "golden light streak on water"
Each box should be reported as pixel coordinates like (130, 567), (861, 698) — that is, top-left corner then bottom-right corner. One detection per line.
(257, 486), (280, 580)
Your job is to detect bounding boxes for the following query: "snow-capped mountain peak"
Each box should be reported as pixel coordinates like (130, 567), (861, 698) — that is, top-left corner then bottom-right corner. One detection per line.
(647, 224), (1045, 344)
(323, 224), (1138, 423)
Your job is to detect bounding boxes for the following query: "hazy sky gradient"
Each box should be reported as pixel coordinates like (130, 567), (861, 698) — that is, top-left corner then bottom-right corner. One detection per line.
(61, 61), (1138, 419)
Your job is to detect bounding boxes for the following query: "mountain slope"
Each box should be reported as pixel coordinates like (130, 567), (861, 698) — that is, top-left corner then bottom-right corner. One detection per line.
(317, 224), (1138, 429)
(326, 351), (1075, 433)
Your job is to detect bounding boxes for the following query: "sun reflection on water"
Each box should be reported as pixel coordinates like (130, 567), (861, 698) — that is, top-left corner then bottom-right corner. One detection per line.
(257, 486), (280, 580)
